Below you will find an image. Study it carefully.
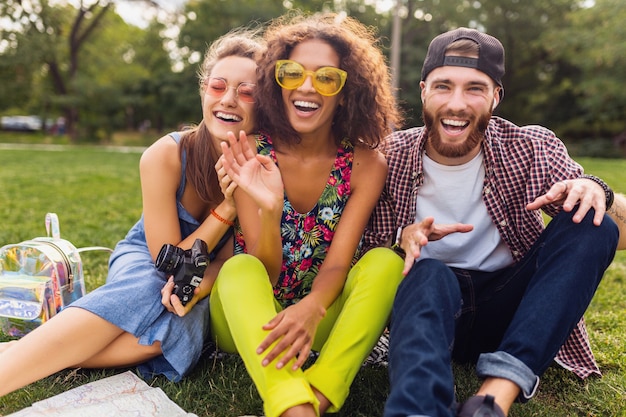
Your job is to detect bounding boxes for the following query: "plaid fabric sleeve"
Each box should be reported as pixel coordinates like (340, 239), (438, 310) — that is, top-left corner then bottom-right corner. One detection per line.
(554, 318), (601, 379)
(363, 184), (397, 252)
(363, 128), (422, 253)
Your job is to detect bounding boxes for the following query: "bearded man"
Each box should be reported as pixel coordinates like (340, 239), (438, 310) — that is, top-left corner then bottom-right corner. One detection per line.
(363, 28), (626, 417)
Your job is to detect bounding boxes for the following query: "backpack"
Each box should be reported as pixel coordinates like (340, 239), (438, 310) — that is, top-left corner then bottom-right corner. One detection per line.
(0, 213), (112, 337)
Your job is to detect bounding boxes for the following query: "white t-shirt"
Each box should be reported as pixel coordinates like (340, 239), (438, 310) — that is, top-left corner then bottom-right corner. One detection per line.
(416, 151), (513, 271)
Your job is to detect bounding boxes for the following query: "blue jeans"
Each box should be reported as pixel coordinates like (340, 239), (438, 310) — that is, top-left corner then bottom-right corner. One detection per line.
(384, 210), (618, 417)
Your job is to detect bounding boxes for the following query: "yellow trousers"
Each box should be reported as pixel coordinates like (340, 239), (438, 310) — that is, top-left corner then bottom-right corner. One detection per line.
(209, 247), (404, 417)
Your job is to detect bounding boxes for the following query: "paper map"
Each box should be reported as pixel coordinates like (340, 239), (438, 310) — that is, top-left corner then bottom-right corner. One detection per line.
(6, 371), (197, 417)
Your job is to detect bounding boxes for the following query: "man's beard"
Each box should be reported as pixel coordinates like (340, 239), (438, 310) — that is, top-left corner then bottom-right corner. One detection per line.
(423, 107), (491, 158)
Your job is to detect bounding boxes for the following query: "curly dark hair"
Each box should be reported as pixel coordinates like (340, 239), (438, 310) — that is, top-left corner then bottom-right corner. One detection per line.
(256, 12), (403, 148)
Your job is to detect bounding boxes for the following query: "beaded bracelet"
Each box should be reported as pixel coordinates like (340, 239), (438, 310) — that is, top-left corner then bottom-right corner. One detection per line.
(580, 174), (614, 210)
(210, 209), (235, 227)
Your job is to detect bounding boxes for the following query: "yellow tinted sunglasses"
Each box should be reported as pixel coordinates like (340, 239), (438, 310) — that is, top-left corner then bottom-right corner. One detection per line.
(275, 60), (347, 97)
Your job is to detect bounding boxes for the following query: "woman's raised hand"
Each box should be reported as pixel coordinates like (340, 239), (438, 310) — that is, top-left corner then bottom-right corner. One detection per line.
(220, 131), (284, 211)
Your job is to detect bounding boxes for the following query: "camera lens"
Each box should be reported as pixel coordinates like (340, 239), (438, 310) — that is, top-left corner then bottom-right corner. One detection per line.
(155, 244), (183, 273)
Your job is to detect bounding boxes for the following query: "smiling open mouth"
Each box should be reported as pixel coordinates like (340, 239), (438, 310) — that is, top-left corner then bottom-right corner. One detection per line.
(442, 118), (469, 132)
(215, 111), (242, 122)
(294, 100), (319, 112)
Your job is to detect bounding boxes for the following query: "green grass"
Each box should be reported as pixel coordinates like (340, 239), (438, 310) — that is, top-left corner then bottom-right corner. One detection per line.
(0, 148), (625, 416)
(0, 129), (160, 147)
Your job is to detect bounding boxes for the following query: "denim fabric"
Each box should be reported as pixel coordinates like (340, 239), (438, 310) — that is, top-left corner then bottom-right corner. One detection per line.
(384, 209), (618, 416)
(71, 216), (210, 382)
(476, 351), (539, 401)
(68, 133), (221, 382)
(385, 259), (461, 417)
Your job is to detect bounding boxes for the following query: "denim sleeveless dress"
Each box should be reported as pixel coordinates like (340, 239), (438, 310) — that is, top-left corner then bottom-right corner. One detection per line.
(71, 132), (228, 381)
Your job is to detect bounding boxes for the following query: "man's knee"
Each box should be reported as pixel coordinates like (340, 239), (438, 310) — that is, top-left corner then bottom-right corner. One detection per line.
(397, 259), (460, 304)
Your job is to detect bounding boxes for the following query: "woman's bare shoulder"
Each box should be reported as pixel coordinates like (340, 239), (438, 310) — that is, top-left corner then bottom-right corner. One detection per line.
(350, 144), (388, 189)
(352, 144), (387, 171)
(140, 134), (180, 169)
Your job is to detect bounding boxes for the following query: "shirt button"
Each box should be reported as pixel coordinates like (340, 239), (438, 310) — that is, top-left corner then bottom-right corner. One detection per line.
(500, 220), (507, 227)
(484, 187), (491, 194)
(513, 251), (519, 257)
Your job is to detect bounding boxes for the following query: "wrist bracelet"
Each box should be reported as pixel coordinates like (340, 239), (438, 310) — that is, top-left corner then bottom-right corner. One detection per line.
(579, 174), (614, 210)
(391, 225), (406, 256)
(210, 209), (235, 227)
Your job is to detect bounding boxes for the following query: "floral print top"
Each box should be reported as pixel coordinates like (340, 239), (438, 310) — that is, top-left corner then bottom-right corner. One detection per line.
(234, 132), (358, 308)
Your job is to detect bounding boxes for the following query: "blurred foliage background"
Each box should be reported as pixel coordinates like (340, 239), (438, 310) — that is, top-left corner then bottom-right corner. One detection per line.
(1, 0), (624, 156)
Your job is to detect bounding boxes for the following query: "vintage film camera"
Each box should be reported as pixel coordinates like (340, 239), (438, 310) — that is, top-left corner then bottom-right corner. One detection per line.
(155, 238), (208, 306)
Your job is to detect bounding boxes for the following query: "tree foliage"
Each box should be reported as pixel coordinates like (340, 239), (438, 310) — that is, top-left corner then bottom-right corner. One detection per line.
(0, 0), (116, 141)
(538, 0), (626, 138)
(0, 0), (624, 149)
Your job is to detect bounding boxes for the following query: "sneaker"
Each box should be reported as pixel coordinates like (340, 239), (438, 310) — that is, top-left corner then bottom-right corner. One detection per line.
(457, 395), (505, 417)
(364, 329), (390, 366)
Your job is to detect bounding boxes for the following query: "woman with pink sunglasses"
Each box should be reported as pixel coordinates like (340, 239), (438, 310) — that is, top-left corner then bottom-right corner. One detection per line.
(0, 29), (265, 396)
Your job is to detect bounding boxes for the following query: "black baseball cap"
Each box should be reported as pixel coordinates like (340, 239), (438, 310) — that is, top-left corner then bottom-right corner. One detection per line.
(421, 27), (505, 100)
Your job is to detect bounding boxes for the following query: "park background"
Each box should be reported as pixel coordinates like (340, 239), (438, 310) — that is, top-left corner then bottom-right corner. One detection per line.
(0, 0), (625, 155)
(0, 0), (625, 416)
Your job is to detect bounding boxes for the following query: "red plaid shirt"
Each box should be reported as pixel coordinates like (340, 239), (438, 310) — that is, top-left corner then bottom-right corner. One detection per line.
(364, 116), (600, 379)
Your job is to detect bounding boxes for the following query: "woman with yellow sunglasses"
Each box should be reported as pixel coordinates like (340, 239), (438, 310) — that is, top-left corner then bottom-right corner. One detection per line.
(211, 12), (404, 417)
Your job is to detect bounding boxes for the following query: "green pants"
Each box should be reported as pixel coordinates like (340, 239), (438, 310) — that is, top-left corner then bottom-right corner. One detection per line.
(210, 247), (404, 417)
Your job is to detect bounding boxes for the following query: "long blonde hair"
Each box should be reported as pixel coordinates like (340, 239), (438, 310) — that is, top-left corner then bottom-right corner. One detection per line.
(181, 29), (265, 205)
